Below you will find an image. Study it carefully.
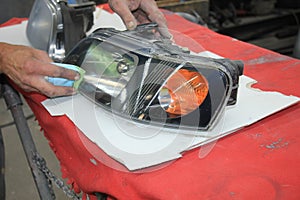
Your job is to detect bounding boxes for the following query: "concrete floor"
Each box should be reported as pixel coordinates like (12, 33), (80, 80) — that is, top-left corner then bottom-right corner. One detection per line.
(0, 95), (70, 199)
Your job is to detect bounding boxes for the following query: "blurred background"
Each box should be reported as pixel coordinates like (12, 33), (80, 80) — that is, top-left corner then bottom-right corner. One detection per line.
(156, 0), (300, 58)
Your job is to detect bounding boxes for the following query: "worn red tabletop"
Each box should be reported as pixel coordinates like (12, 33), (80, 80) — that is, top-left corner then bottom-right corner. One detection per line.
(3, 8), (300, 200)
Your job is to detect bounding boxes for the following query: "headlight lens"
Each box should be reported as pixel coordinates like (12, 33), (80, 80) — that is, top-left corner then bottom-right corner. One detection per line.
(63, 25), (243, 131)
(159, 69), (209, 117)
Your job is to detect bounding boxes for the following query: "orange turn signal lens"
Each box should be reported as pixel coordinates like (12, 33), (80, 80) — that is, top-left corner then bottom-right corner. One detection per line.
(159, 69), (209, 117)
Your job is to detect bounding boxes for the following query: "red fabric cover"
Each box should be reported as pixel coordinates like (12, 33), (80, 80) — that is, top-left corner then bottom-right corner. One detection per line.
(2, 10), (300, 200)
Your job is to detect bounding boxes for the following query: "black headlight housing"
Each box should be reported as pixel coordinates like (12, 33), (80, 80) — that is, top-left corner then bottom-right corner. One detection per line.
(64, 23), (244, 131)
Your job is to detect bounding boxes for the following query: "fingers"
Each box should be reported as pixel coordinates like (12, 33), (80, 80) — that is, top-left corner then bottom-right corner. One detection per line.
(109, 0), (138, 30)
(23, 61), (79, 97)
(132, 9), (151, 24)
(139, 0), (166, 23)
(33, 76), (77, 97)
(12, 63), (77, 97)
(132, 9), (172, 38)
(19, 76), (76, 97)
(26, 48), (79, 81)
(35, 62), (79, 81)
(138, 0), (172, 38)
(109, 0), (172, 38)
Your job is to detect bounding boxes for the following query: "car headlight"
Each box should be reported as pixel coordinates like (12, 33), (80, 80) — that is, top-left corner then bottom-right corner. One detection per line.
(63, 23), (244, 131)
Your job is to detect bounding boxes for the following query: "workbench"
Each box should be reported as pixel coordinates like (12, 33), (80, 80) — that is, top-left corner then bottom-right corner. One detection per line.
(2, 7), (300, 200)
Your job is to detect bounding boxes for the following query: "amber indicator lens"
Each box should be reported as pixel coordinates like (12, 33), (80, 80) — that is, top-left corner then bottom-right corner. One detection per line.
(159, 69), (209, 117)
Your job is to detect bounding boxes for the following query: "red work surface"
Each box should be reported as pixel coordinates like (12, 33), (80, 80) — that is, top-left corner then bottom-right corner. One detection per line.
(4, 10), (300, 200)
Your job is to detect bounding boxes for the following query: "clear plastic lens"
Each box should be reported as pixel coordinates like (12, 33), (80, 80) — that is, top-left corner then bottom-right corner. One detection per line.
(63, 25), (242, 130)
(159, 69), (209, 117)
(79, 42), (138, 97)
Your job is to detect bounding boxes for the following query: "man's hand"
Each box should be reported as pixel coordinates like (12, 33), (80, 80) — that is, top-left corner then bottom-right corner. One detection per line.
(0, 43), (78, 97)
(108, 0), (171, 38)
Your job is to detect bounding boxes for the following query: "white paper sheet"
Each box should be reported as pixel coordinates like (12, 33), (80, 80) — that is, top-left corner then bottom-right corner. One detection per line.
(41, 72), (299, 170)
